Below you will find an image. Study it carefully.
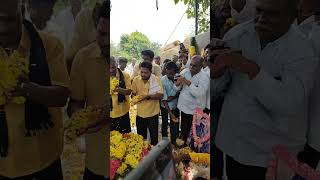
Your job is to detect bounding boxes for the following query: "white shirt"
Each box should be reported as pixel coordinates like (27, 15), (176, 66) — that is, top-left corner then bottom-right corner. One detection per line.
(229, 0), (256, 23)
(41, 20), (67, 46)
(202, 66), (210, 73)
(125, 63), (135, 77)
(304, 21), (320, 151)
(54, 6), (79, 47)
(174, 69), (209, 115)
(214, 20), (319, 167)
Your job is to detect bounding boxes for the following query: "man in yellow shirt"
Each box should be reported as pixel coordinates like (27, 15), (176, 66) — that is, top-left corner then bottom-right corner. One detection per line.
(67, 1), (109, 179)
(0, 0), (69, 179)
(110, 57), (132, 133)
(131, 61), (163, 145)
(131, 50), (162, 79)
(65, 1), (103, 73)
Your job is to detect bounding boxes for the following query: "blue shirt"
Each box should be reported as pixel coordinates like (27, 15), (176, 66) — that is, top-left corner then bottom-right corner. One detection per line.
(161, 75), (178, 110)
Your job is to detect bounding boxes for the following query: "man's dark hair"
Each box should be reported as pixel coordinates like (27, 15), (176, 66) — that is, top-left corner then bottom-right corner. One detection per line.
(140, 61), (153, 72)
(118, 57), (128, 63)
(141, 50), (155, 59)
(154, 56), (160, 60)
(165, 61), (178, 73)
(94, 0), (110, 26)
(110, 56), (116, 65)
(163, 59), (171, 64)
(204, 43), (214, 51)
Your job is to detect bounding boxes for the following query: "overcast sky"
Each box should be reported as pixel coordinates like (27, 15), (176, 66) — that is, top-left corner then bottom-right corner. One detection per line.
(110, 0), (195, 47)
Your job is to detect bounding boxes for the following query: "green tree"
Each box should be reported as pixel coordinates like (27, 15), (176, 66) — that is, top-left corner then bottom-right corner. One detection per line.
(173, 0), (210, 33)
(117, 31), (161, 61)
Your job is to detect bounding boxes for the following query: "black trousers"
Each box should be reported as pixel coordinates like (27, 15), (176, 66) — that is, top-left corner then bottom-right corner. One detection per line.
(226, 155), (266, 180)
(211, 145), (224, 180)
(0, 159), (63, 180)
(160, 107), (180, 144)
(136, 115), (159, 145)
(83, 168), (108, 180)
(180, 111), (193, 145)
(110, 112), (131, 133)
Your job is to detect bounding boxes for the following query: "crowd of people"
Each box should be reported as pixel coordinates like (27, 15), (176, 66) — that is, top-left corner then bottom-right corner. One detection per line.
(110, 47), (211, 150)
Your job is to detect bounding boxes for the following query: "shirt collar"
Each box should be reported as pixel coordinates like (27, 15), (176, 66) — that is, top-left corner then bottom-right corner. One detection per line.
(246, 20), (294, 49)
(293, 15), (315, 27)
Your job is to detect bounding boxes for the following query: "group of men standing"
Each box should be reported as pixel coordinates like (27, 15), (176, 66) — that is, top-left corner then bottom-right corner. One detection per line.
(111, 46), (211, 151)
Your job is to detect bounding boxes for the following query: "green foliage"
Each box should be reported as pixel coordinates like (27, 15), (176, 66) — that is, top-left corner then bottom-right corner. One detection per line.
(173, 0), (210, 33)
(53, 0), (98, 15)
(112, 31), (161, 62)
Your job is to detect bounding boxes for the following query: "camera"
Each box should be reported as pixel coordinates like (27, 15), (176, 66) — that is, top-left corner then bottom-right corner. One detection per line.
(174, 74), (181, 82)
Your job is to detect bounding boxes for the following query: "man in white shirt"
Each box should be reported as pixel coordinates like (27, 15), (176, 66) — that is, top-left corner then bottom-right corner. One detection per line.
(125, 58), (136, 77)
(174, 55), (209, 146)
(54, 0), (82, 47)
(26, 0), (66, 46)
(298, 0), (320, 173)
(211, 0), (318, 179)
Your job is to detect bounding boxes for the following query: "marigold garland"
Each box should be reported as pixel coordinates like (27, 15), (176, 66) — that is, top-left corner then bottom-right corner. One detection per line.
(110, 77), (119, 95)
(188, 152), (210, 166)
(110, 131), (151, 179)
(64, 106), (99, 143)
(0, 48), (29, 106)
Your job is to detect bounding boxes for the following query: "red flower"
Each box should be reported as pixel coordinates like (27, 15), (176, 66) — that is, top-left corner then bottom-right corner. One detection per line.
(110, 159), (121, 180)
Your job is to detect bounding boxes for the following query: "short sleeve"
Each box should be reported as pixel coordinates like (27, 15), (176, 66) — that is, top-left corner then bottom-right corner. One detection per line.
(43, 33), (69, 88)
(154, 65), (162, 77)
(69, 51), (86, 101)
(131, 77), (138, 95)
(161, 77), (168, 101)
(124, 72), (131, 90)
(157, 77), (164, 94)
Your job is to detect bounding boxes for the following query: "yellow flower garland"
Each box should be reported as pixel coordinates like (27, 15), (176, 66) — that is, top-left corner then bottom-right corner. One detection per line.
(130, 95), (141, 106)
(189, 152), (210, 166)
(0, 49), (29, 106)
(110, 77), (119, 95)
(64, 106), (99, 143)
(110, 131), (151, 177)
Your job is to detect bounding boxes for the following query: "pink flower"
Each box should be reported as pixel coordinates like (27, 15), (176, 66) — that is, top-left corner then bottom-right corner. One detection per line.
(110, 159), (121, 180)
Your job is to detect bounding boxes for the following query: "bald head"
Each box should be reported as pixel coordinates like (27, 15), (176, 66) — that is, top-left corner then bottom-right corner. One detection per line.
(189, 55), (204, 75)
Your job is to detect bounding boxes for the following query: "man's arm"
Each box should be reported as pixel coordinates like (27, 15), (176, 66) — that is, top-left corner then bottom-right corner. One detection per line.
(115, 73), (132, 95)
(23, 83), (69, 107)
(162, 100), (177, 122)
(183, 73), (210, 99)
(17, 35), (70, 107)
(214, 49), (318, 113)
(67, 99), (85, 117)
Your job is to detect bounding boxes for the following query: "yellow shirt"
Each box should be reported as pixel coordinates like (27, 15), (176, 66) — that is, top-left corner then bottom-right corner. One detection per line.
(66, 8), (96, 71)
(131, 63), (162, 79)
(70, 42), (109, 178)
(110, 71), (131, 118)
(131, 76), (163, 118)
(0, 28), (69, 178)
